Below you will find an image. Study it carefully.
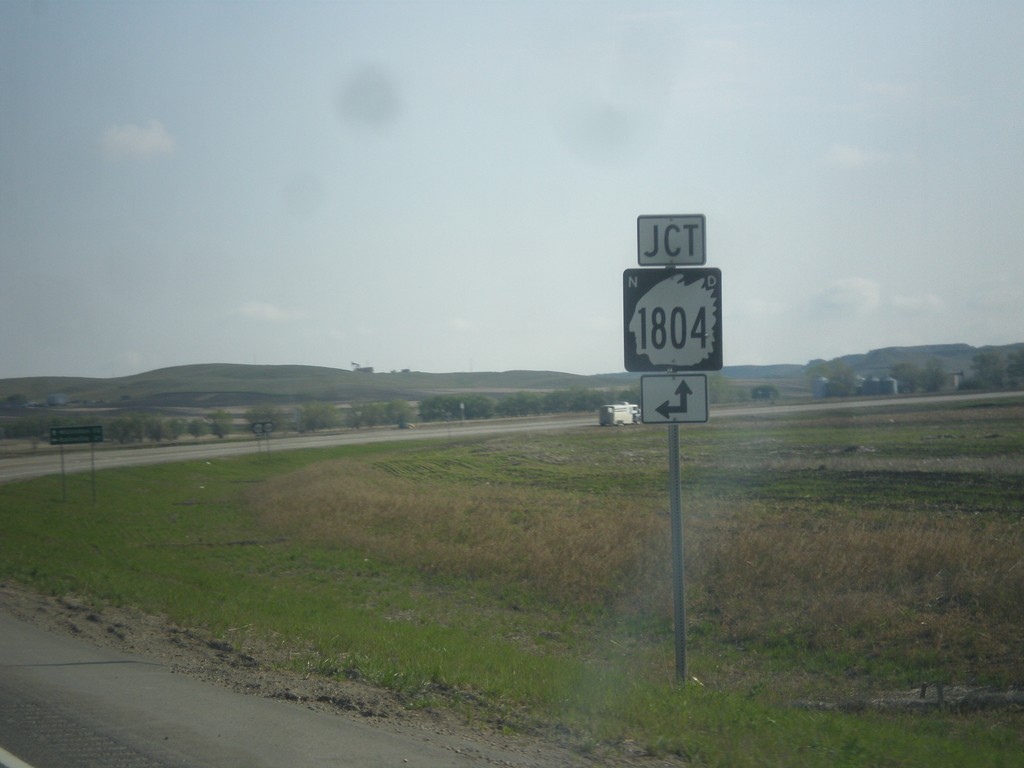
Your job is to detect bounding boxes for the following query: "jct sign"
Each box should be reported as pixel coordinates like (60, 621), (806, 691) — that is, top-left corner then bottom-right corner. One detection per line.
(623, 268), (722, 372)
(637, 215), (706, 266)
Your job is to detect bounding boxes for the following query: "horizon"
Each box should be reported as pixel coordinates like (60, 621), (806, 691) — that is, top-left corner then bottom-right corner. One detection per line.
(3, 340), (1019, 384)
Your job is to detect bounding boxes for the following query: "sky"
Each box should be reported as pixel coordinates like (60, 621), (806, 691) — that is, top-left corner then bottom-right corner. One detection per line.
(2, 0), (1023, 379)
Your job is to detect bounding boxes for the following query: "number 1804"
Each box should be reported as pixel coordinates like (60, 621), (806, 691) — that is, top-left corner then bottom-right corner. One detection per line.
(636, 306), (708, 352)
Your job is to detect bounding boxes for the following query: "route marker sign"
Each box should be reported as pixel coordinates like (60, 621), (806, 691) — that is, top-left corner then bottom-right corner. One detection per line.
(637, 215), (706, 265)
(623, 267), (722, 372)
(641, 374), (709, 424)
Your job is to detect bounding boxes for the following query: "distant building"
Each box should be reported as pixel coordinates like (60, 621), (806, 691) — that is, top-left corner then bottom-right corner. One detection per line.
(813, 376), (898, 399)
(859, 377), (898, 396)
(46, 393), (69, 406)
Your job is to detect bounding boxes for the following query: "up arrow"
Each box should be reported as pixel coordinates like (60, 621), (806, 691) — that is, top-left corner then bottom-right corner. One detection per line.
(655, 378), (693, 420)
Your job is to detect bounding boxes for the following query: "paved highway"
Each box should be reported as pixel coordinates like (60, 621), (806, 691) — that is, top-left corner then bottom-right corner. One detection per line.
(0, 415), (592, 484)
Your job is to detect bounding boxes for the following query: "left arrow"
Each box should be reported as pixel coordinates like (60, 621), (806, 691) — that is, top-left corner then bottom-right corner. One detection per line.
(655, 378), (693, 419)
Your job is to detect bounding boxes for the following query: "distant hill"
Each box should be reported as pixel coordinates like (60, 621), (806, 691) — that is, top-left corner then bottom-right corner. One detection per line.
(0, 364), (637, 408)
(1, 343), (1020, 408)
(725, 343), (1024, 381)
(718, 364), (806, 380)
(825, 343), (1024, 376)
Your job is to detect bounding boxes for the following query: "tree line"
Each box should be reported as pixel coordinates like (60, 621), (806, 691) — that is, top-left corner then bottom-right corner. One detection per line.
(806, 349), (1024, 396)
(963, 349), (1024, 390)
(6, 355), (1019, 444)
(0, 387), (643, 445)
(0, 410), (235, 444)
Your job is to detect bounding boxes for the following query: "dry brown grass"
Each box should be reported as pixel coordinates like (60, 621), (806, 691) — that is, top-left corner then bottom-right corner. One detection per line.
(249, 459), (665, 608)
(685, 503), (1024, 684)
(246, 401), (1024, 695)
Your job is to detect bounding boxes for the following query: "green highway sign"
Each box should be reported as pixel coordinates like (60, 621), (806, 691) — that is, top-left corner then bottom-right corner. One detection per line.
(50, 425), (104, 445)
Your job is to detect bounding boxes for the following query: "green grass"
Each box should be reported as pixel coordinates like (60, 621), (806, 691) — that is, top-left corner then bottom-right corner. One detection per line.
(2, 397), (1023, 766)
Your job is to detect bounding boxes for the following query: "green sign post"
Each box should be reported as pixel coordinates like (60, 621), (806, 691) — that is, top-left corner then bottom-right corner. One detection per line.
(49, 425), (104, 445)
(50, 425), (104, 501)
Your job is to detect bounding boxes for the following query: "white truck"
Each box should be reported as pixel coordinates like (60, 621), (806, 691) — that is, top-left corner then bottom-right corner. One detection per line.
(598, 402), (640, 426)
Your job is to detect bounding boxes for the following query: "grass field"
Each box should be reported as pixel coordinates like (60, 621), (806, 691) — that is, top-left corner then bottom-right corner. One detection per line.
(2, 396), (1023, 766)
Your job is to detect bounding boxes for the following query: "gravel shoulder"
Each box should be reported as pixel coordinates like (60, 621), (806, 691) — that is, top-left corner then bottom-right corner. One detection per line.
(0, 582), (670, 768)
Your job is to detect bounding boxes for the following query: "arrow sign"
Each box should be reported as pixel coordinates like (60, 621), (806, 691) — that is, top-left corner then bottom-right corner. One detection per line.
(655, 378), (694, 419)
(641, 374), (709, 424)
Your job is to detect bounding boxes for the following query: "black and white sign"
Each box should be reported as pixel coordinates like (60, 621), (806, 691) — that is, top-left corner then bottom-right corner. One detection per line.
(623, 268), (722, 372)
(251, 421), (275, 435)
(641, 374), (709, 424)
(637, 215), (706, 266)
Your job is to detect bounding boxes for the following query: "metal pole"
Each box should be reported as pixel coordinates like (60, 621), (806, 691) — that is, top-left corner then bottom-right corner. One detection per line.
(90, 442), (97, 503)
(60, 444), (67, 502)
(668, 423), (686, 682)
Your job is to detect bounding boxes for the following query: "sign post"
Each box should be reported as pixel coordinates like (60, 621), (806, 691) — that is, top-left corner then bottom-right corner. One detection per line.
(50, 425), (104, 502)
(625, 214), (722, 684)
(251, 421), (275, 457)
(667, 422), (686, 681)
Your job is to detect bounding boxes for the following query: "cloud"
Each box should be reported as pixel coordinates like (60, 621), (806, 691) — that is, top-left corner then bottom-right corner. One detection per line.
(740, 297), (789, 318)
(234, 302), (304, 322)
(890, 293), (943, 312)
(101, 120), (176, 158)
(825, 143), (890, 169)
(815, 278), (881, 314)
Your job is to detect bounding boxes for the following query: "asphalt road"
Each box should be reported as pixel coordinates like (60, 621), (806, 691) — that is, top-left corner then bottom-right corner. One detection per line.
(0, 612), (558, 768)
(3, 392), (1017, 486)
(0, 415), (593, 484)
